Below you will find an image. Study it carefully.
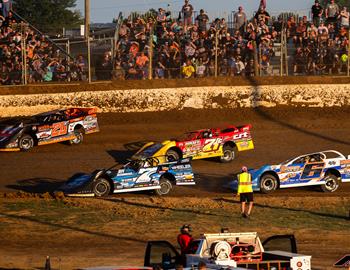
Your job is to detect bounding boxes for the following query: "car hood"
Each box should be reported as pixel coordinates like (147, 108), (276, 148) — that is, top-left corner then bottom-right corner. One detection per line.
(58, 173), (93, 193)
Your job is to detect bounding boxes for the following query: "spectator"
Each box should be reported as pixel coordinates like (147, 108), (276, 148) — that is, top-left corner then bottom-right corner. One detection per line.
(195, 9), (209, 33)
(325, 0), (339, 25)
(339, 6), (349, 29)
(181, 0), (194, 31)
(233, 6), (247, 35)
(1, 0), (12, 18)
(181, 59), (195, 78)
(311, 0), (323, 27)
(254, 6), (270, 25)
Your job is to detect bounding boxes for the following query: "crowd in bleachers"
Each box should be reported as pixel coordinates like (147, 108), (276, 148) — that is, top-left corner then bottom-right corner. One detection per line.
(1, 0), (350, 84)
(0, 3), (86, 85)
(291, 0), (349, 75)
(114, 0), (350, 80)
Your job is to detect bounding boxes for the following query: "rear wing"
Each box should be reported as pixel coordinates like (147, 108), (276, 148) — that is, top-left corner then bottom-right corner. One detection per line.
(221, 124), (252, 134)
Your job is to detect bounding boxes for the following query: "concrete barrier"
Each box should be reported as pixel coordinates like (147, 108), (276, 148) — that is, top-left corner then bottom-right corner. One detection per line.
(0, 84), (349, 117)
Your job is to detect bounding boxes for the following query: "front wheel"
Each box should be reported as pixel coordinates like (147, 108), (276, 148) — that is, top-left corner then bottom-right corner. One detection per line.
(260, 174), (278, 194)
(321, 175), (339, 193)
(220, 146), (236, 163)
(166, 149), (180, 162)
(93, 178), (111, 197)
(155, 178), (173, 196)
(70, 128), (84, 145)
(19, 134), (35, 151)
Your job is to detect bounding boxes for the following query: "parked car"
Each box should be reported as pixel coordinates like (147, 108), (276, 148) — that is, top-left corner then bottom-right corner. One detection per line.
(133, 125), (254, 163)
(58, 157), (195, 197)
(0, 108), (99, 151)
(231, 150), (350, 193)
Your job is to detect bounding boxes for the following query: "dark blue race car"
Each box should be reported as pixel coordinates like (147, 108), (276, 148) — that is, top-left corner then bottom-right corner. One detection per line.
(231, 150), (350, 194)
(58, 157), (195, 197)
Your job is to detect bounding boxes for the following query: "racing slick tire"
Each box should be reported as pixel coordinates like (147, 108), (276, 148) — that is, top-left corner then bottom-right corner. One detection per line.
(155, 178), (173, 196)
(92, 178), (111, 197)
(220, 146), (236, 163)
(166, 149), (180, 162)
(70, 128), (84, 145)
(18, 134), (35, 151)
(321, 175), (339, 193)
(260, 174), (278, 194)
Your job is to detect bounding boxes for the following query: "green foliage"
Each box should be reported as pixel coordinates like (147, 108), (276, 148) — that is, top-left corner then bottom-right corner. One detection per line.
(13, 0), (83, 34)
(337, 0), (350, 8)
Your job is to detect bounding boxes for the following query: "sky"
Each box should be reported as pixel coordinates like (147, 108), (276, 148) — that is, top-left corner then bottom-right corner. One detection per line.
(75, 0), (316, 23)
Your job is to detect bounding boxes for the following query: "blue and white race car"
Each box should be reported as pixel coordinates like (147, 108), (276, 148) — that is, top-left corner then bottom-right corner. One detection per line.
(232, 150), (350, 193)
(58, 157), (195, 197)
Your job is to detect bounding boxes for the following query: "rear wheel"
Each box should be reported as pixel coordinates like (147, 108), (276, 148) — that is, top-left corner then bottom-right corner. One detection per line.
(220, 145), (236, 163)
(19, 134), (35, 151)
(166, 149), (180, 162)
(155, 178), (173, 196)
(93, 178), (111, 197)
(260, 174), (278, 194)
(321, 175), (339, 193)
(70, 128), (84, 145)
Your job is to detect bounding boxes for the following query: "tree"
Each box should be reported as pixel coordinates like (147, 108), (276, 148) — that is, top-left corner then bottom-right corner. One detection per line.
(337, 0), (350, 8)
(13, 0), (83, 34)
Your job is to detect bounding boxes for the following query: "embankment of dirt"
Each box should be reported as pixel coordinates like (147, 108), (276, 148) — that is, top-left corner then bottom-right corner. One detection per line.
(1, 82), (350, 117)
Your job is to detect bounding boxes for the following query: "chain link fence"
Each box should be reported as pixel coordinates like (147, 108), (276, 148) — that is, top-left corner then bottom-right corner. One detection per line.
(1, 9), (350, 86)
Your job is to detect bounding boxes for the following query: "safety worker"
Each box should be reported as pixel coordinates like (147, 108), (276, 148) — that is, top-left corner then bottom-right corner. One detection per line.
(237, 166), (254, 218)
(177, 224), (194, 264)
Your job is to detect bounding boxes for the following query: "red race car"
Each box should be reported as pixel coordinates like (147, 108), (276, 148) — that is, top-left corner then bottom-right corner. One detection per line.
(133, 125), (254, 163)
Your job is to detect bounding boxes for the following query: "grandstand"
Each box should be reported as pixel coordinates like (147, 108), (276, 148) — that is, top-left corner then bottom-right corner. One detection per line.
(0, 0), (349, 85)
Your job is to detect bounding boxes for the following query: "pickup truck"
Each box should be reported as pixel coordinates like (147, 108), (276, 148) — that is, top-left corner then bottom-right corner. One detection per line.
(144, 232), (311, 270)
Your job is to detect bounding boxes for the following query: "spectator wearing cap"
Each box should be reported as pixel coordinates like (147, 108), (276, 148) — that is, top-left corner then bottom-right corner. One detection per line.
(195, 9), (209, 33)
(311, 0), (323, 27)
(177, 224), (194, 265)
(254, 6), (270, 25)
(236, 166), (254, 219)
(233, 6), (247, 35)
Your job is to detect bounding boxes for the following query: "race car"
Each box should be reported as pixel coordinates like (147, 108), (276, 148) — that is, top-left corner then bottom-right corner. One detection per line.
(0, 108), (99, 151)
(231, 150), (350, 193)
(132, 125), (254, 163)
(58, 157), (195, 197)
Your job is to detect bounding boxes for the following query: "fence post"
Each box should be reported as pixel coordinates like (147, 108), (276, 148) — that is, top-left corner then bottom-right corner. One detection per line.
(215, 28), (219, 77)
(348, 30), (350, 77)
(23, 33), (27, 85)
(87, 37), (92, 83)
(258, 44), (262, 76)
(284, 31), (289, 76)
(253, 41), (259, 76)
(148, 27), (153, 80)
(280, 30), (284, 76)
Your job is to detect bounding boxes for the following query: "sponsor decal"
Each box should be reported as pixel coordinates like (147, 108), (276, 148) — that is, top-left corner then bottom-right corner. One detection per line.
(280, 166), (300, 173)
(38, 125), (50, 131)
(340, 160), (350, 165)
(233, 132), (249, 140)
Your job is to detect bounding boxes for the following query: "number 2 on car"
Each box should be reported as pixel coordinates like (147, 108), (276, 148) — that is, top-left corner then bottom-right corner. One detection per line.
(51, 122), (68, 137)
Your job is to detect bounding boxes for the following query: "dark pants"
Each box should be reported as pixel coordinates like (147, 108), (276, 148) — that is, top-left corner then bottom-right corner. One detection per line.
(240, 192), (254, 203)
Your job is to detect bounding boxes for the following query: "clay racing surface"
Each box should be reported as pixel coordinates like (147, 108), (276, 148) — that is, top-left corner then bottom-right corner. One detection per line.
(1, 107), (350, 196)
(0, 107), (350, 269)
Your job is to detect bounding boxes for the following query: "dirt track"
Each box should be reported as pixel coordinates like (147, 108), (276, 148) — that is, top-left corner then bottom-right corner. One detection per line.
(1, 106), (350, 196)
(0, 106), (350, 270)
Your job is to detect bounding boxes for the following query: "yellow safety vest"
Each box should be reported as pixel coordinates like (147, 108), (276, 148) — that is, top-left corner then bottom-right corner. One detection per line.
(237, 172), (253, 194)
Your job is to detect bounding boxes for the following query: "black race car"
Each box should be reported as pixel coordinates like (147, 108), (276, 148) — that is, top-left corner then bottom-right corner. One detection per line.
(0, 108), (99, 151)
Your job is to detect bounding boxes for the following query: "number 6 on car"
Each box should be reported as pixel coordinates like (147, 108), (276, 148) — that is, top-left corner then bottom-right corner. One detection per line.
(231, 150), (350, 194)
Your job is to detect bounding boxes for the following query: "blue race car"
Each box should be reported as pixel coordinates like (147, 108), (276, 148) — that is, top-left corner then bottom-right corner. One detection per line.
(231, 150), (350, 194)
(58, 157), (195, 197)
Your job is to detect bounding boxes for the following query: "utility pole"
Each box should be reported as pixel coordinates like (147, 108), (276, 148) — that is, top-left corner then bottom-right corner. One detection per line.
(85, 0), (90, 40)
